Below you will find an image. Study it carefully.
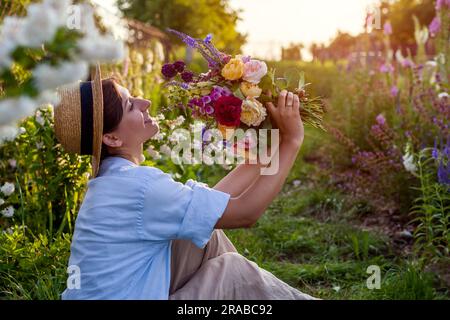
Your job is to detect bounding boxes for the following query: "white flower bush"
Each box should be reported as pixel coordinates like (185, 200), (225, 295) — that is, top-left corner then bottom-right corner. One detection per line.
(0, 0), (125, 144)
(1, 182), (15, 197)
(1, 206), (14, 218)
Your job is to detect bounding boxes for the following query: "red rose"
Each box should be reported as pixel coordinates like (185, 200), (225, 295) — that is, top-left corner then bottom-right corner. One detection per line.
(213, 96), (242, 126)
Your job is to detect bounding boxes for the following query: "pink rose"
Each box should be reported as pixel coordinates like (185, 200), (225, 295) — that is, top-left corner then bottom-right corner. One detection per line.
(243, 60), (268, 84)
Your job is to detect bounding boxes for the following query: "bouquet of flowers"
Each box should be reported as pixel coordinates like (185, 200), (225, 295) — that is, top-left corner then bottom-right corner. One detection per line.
(161, 29), (325, 157)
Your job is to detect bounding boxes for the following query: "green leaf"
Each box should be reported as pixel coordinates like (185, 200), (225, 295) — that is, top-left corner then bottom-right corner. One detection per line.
(259, 73), (274, 92)
(275, 77), (288, 90)
(233, 88), (245, 100)
(298, 71), (305, 89)
(284, 69), (299, 89)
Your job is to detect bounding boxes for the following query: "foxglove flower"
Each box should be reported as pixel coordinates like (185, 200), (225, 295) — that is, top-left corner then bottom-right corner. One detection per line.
(380, 63), (394, 73)
(376, 114), (386, 126)
(383, 22), (393, 35)
(390, 85), (399, 97)
(429, 17), (441, 37)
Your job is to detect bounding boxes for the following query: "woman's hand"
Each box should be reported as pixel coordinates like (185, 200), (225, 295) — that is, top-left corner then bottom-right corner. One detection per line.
(266, 90), (304, 147)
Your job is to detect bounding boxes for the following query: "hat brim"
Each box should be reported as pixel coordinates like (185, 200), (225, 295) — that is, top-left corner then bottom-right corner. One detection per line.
(90, 64), (103, 179)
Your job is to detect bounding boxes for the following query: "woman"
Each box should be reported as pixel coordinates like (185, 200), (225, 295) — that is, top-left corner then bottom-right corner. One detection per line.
(56, 65), (316, 300)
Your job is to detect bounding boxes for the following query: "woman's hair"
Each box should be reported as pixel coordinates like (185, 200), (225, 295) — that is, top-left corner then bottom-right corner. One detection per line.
(100, 78), (123, 161)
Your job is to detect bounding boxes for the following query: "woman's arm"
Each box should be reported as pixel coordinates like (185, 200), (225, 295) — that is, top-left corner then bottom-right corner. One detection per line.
(213, 145), (278, 198)
(214, 91), (304, 229)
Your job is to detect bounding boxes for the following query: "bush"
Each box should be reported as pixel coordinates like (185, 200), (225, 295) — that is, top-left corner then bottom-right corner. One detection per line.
(0, 226), (71, 300)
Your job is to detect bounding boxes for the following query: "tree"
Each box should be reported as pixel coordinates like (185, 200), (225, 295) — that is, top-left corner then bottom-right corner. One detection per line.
(117, 0), (247, 54)
(385, 0), (435, 55)
(281, 43), (303, 61)
(308, 0), (436, 61)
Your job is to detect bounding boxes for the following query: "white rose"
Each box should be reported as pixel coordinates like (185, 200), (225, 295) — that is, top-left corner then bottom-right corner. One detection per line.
(1, 182), (15, 197)
(0, 198), (4, 206)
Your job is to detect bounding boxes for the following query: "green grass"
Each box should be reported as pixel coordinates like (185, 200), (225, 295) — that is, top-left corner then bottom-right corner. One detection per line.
(223, 128), (449, 300)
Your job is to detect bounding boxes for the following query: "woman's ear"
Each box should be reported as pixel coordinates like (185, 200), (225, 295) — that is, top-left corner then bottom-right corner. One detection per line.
(102, 133), (123, 148)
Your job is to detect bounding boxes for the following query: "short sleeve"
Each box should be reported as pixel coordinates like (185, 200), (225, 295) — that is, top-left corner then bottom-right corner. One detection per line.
(139, 169), (230, 249)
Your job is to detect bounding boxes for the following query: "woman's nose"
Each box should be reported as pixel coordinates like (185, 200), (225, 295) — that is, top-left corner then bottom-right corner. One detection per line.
(140, 99), (151, 111)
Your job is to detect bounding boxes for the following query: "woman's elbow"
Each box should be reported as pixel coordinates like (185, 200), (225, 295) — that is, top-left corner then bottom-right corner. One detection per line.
(215, 198), (260, 229)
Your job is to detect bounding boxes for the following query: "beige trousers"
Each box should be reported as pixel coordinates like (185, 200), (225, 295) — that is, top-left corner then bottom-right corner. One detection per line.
(169, 229), (317, 300)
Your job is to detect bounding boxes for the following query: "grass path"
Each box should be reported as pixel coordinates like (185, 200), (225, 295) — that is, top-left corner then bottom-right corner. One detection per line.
(224, 129), (448, 300)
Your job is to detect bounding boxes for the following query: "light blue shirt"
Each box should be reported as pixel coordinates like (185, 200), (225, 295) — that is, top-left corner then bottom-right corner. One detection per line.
(61, 156), (231, 300)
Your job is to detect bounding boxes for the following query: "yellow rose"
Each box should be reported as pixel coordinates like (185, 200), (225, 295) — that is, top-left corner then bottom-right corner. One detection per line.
(221, 58), (244, 81)
(240, 98), (267, 127)
(240, 81), (262, 98)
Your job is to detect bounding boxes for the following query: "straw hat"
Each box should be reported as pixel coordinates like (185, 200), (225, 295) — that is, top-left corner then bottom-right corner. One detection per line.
(54, 64), (104, 179)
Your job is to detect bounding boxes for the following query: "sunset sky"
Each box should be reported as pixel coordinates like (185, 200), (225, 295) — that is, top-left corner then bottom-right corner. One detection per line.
(95, 0), (378, 60)
(229, 0), (377, 60)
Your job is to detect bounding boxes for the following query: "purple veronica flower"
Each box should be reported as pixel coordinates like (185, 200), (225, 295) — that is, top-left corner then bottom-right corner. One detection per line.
(168, 28), (197, 48)
(181, 71), (194, 83)
(432, 138), (440, 159)
(437, 160), (450, 186)
(161, 64), (177, 79)
(204, 34), (213, 43)
(444, 143), (450, 158)
(429, 17), (441, 37)
(173, 61), (186, 73)
(432, 148), (439, 160)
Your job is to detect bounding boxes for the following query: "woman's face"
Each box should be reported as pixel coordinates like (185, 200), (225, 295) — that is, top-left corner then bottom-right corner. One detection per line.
(106, 85), (159, 147)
